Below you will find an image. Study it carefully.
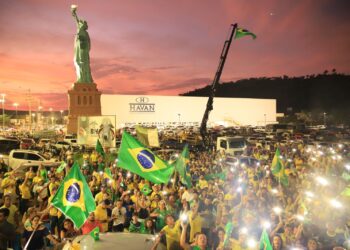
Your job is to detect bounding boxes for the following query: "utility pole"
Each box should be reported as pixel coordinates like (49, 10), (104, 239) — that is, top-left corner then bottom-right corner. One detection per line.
(26, 89), (33, 132)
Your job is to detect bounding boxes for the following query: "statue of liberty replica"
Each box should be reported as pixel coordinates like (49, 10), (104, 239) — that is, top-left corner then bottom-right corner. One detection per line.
(71, 5), (93, 83)
(67, 5), (101, 135)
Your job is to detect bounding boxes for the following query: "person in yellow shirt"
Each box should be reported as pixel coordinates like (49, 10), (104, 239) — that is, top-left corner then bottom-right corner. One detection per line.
(160, 214), (181, 250)
(150, 185), (161, 200)
(0, 195), (19, 227)
(95, 185), (110, 205)
(25, 167), (36, 182)
(179, 219), (208, 250)
(188, 202), (203, 243)
(89, 175), (100, 196)
(90, 150), (99, 163)
(131, 189), (141, 204)
(48, 176), (60, 196)
(32, 171), (43, 186)
(19, 176), (32, 214)
(92, 170), (102, 185)
(94, 200), (110, 232)
(138, 179), (146, 191)
(197, 175), (209, 190)
(1, 173), (16, 198)
(47, 187), (62, 237)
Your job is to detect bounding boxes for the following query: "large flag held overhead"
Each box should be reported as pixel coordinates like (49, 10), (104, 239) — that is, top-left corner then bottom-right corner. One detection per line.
(117, 132), (174, 184)
(51, 162), (96, 228)
(175, 145), (192, 188)
(235, 27), (257, 39)
(96, 139), (105, 157)
(271, 148), (288, 186)
(259, 229), (272, 250)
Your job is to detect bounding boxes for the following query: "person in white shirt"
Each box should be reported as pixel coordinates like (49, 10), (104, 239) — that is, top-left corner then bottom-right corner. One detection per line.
(111, 200), (127, 232)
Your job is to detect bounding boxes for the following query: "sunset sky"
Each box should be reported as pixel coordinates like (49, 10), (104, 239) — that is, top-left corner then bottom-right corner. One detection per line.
(0, 0), (349, 111)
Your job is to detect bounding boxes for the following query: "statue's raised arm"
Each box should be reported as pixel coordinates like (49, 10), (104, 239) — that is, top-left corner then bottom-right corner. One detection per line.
(70, 5), (93, 84)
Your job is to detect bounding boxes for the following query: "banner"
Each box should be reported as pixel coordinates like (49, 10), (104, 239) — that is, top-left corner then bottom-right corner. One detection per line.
(135, 125), (160, 147)
(77, 116), (116, 147)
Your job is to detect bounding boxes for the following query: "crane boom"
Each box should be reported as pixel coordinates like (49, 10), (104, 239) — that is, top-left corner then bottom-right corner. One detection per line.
(200, 23), (237, 148)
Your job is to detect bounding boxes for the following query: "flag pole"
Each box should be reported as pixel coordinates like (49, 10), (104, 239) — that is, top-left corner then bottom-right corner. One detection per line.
(23, 225), (40, 250)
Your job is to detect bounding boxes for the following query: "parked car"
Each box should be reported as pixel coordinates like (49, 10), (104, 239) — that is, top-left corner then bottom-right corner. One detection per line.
(9, 149), (56, 170)
(0, 138), (20, 154)
(14, 162), (61, 179)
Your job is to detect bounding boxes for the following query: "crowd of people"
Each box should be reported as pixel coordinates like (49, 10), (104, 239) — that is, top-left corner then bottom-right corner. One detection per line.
(0, 133), (349, 250)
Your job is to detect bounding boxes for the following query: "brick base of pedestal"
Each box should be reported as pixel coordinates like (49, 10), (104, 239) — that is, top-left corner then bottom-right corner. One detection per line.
(67, 83), (102, 134)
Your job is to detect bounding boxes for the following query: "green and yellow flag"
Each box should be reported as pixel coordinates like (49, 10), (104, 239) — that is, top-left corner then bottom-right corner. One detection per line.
(56, 161), (67, 174)
(141, 184), (152, 196)
(90, 226), (100, 241)
(175, 145), (192, 188)
(235, 28), (256, 39)
(259, 229), (272, 250)
(223, 222), (233, 248)
(103, 168), (114, 184)
(117, 132), (174, 184)
(271, 148), (288, 186)
(96, 139), (105, 157)
(51, 162), (96, 228)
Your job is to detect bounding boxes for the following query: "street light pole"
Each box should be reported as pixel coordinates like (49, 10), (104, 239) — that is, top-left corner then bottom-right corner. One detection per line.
(323, 112), (327, 127)
(49, 108), (53, 126)
(1, 94), (5, 131)
(13, 103), (19, 120)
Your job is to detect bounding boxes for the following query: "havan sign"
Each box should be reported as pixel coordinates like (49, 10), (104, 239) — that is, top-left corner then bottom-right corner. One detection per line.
(129, 97), (155, 112)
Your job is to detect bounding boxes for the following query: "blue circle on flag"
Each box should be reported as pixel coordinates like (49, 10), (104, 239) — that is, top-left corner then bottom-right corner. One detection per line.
(66, 183), (81, 202)
(137, 150), (155, 169)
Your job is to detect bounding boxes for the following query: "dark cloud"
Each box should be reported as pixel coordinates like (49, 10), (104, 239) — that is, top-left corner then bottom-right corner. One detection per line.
(92, 58), (140, 78)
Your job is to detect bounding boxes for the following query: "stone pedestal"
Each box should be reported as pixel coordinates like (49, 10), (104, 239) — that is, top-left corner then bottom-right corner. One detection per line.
(67, 83), (102, 134)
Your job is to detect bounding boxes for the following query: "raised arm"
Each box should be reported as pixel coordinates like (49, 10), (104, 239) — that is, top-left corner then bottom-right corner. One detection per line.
(71, 6), (80, 26)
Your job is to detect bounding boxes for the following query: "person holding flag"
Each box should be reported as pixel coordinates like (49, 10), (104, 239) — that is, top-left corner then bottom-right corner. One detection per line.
(51, 162), (96, 229)
(271, 148), (288, 186)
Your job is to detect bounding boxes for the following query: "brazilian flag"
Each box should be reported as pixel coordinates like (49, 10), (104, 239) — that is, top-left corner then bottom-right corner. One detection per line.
(271, 148), (288, 186)
(90, 226), (100, 241)
(117, 132), (174, 184)
(235, 27), (256, 39)
(175, 145), (192, 188)
(104, 168), (113, 181)
(96, 139), (105, 157)
(259, 229), (272, 250)
(51, 162), (96, 228)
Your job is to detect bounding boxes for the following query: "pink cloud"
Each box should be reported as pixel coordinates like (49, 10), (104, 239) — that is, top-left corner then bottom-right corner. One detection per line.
(0, 0), (349, 110)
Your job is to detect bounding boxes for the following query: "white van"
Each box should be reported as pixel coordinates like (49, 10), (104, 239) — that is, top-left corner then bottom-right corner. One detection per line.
(9, 149), (56, 170)
(217, 136), (247, 156)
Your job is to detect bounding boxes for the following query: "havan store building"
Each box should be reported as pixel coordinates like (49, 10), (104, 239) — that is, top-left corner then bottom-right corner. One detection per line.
(101, 95), (277, 128)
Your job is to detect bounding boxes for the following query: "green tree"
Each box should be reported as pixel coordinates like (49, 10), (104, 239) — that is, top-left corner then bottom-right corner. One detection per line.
(0, 114), (11, 126)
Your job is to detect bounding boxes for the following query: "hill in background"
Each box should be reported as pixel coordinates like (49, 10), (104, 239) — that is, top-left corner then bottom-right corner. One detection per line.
(181, 72), (350, 124)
